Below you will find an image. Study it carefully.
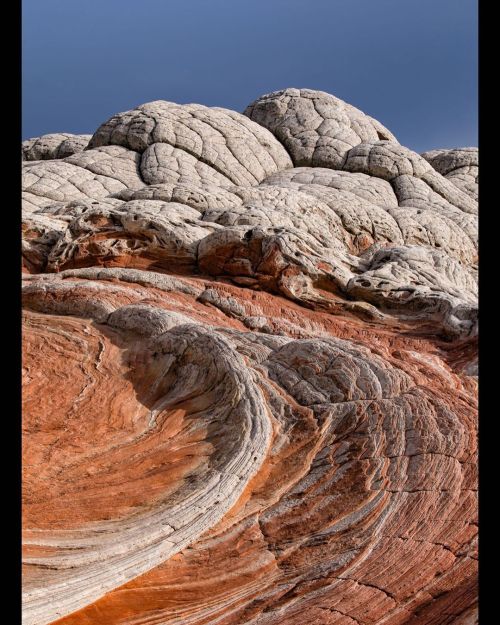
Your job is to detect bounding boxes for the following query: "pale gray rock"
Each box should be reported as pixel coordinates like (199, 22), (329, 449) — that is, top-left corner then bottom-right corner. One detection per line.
(244, 88), (397, 168)
(88, 100), (293, 185)
(392, 173), (467, 213)
(344, 141), (478, 215)
(46, 199), (222, 272)
(259, 179), (405, 252)
(203, 185), (350, 248)
(344, 140), (432, 180)
(34, 197), (126, 220)
(260, 169), (472, 259)
(22, 191), (57, 213)
(21, 89), (478, 340)
(108, 304), (198, 336)
(22, 160), (129, 204)
(421, 147), (478, 176)
(50, 266), (203, 297)
(22, 279), (120, 322)
(421, 147), (478, 201)
(444, 165), (478, 201)
(346, 245), (478, 337)
(261, 167), (399, 208)
(391, 175), (478, 250)
(140, 142), (235, 188)
(265, 337), (413, 405)
(198, 288), (248, 319)
(64, 145), (145, 190)
(112, 181), (243, 212)
(22, 147), (142, 213)
(22, 133), (91, 161)
(386, 206), (477, 264)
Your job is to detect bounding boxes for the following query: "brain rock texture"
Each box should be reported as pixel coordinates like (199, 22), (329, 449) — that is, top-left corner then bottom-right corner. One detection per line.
(22, 88), (478, 625)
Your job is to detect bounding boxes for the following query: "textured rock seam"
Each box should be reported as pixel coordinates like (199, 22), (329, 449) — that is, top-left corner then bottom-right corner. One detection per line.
(22, 87), (478, 625)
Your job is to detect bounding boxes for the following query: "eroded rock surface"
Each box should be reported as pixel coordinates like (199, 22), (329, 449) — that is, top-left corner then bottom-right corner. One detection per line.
(22, 88), (478, 625)
(22, 133), (92, 161)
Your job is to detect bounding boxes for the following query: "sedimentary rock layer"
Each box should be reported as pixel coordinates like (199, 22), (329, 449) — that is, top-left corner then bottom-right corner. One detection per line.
(22, 88), (478, 625)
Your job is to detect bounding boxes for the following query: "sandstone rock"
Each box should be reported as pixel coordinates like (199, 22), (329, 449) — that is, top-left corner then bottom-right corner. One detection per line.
(22, 160), (130, 206)
(344, 141), (477, 215)
(261, 177), (405, 254)
(262, 166), (399, 208)
(22, 88), (478, 625)
(22, 133), (91, 161)
(111, 180), (244, 211)
(244, 88), (397, 168)
(346, 245), (478, 338)
(421, 147), (479, 201)
(45, 199), (222, 273)
(88, 100), (293, 185)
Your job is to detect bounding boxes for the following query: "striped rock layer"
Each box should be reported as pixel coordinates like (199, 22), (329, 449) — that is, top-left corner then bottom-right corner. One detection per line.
(22, 88), (478, 625)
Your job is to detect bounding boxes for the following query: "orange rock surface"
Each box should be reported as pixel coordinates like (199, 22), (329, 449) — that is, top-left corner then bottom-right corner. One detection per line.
(22, 89), (477, 625)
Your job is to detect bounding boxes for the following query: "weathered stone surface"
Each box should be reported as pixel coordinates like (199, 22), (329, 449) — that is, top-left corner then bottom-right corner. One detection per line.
(344, 141), (477, 215)
(244, 88), (397, 168)
(22, 89), (478, 625)
(262, 167), (399, 208)
(22, 160), (130, 207)
(421, 147), (479, 201)
(346, 245), (478, 338)
(88, 100), (293, 185)
(112, 180), (244, 211)
(44, 199), (222, 273)
(22, 133), (92, 161)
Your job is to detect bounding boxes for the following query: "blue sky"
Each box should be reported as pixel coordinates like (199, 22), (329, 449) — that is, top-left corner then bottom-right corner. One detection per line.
(22, 0), (477, 152)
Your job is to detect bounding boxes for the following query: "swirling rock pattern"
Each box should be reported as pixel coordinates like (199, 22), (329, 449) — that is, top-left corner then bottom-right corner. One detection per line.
(22, 89), (478, 625)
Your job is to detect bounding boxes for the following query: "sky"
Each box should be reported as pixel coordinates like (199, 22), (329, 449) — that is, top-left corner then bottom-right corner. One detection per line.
(22, 0), (478, 153)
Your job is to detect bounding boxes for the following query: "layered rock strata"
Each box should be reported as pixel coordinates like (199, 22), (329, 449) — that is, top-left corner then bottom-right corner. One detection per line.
(22, 88), (478, 625)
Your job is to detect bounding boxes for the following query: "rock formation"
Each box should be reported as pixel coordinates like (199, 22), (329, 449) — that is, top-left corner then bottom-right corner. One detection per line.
(22, 88), (478, 625)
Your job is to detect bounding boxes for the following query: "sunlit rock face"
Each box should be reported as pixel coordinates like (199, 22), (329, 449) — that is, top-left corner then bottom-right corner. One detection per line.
(22, 88), (478, 625)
